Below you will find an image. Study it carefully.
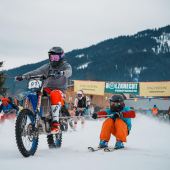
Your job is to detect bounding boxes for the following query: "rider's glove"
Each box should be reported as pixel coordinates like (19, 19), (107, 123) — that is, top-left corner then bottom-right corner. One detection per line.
(113, 112), (122, 120)
(92, 113), (98, 119)
(15, 76), (24, 81)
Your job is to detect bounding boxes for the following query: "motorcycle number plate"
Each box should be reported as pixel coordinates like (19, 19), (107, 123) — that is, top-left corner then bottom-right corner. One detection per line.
(28, 80), (42, 89)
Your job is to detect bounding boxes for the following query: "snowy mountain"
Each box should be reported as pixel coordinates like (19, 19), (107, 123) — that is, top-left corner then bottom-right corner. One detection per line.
(0, 113), (170, 170)
(152, 32), (170, 54)
(66, 25), (170, 82)
(4, 25), (170, 94)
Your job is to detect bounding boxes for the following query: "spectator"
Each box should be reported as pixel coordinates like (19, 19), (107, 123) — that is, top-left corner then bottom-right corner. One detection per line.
(151, 104), (159, 117)
(73, 90), (90, 127)
(0, 97), (19, 114)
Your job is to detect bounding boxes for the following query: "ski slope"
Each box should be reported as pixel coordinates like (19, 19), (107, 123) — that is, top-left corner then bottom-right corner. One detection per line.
(0, 113), (170, 170)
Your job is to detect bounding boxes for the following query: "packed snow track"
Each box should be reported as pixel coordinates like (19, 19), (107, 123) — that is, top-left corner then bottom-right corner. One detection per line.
(0, 113), (170, 170)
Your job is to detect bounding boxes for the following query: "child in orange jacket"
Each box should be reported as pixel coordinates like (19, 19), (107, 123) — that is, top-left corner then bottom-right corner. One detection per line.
(92, 95), (136, 149)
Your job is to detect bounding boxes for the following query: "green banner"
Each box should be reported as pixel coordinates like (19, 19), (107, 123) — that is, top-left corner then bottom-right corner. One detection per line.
(105, 82), (139, 94)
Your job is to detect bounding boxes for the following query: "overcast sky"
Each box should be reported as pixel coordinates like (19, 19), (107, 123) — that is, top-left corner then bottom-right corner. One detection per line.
(0, 0), (170, 70)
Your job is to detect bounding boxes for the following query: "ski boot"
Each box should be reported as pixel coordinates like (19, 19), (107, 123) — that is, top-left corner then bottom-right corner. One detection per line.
(114, 141), (124, 149)
(51, 121), (60, 134)
(98, 140), (108, 148)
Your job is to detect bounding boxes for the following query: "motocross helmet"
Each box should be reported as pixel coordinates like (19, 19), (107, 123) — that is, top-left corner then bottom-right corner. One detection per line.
(109, 95), (125, 112)
(48, 47), (64, 68)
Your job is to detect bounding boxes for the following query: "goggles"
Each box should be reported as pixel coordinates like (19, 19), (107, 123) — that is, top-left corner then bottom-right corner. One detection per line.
(50, 54), (60, 62)
(110, 101), (123, 107)
(77, 94), (83, 98)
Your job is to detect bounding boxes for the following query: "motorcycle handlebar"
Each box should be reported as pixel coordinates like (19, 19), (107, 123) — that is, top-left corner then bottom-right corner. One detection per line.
(28, 73), (59, 80)
(16, 73), (58, 81)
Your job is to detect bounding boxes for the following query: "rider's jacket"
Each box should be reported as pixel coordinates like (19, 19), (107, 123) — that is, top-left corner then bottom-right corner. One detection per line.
(23, 59), (72, 90)
(74, 96), (90, 108)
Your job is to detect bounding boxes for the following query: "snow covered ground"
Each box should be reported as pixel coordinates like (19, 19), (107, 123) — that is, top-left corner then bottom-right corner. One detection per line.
(0, 113), (170, 170)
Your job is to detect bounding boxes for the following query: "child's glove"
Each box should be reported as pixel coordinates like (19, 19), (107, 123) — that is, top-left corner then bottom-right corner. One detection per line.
(113, 112), (122, 120)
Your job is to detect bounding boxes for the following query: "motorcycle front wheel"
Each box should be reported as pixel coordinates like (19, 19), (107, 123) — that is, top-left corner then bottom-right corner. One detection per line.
(15, 109), (39, 157)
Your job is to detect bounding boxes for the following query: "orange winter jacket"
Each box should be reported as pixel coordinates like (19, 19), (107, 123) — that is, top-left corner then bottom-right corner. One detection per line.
(152, 107), (158, 115)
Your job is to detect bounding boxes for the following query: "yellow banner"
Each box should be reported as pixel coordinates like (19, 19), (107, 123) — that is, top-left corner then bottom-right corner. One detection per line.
(74, 80), (105, 95)
(140, 82), (170, 96)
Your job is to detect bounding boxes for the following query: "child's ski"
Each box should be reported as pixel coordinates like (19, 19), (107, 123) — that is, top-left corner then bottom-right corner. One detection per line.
(104, 147), (125, 152)
(103, 147), (115, 152)
(88, 146), (116, 152)
(88, 146), (104, 152)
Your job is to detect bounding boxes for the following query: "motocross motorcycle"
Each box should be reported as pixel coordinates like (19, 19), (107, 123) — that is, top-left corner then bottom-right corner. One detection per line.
(15, 74), (64, 157)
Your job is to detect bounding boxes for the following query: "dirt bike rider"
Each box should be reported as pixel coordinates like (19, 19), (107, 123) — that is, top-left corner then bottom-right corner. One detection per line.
(15, 47), (72, 134)
(73, 90), (90, 126)
(0, 97), (19, 114)
(92, 95), (136, 149)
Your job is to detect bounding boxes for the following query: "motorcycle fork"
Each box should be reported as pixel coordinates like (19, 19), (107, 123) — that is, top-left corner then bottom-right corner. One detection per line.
(33, 91), (43, 134)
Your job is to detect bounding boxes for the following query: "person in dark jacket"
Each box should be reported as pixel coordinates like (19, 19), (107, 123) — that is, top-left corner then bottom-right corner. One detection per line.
(16, 47), (72, 134)
(73, 90), (90, 127)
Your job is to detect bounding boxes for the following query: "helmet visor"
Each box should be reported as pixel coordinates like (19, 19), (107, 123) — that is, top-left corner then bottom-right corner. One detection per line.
(110, 101), (125, 112)
(110, 101), (121, 108)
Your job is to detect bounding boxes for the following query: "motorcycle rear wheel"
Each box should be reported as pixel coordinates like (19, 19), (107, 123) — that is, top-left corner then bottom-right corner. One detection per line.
(47, 132), (62, 148)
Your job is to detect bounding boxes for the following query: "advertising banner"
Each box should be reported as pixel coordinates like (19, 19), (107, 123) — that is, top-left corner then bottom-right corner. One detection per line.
(140, 82), (170, 96)
(105, 82), (139, 94)
(74, 80), (105, 95)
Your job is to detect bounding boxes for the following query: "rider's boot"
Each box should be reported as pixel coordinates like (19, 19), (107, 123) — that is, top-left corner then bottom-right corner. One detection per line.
(51, 104), (61, 134)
